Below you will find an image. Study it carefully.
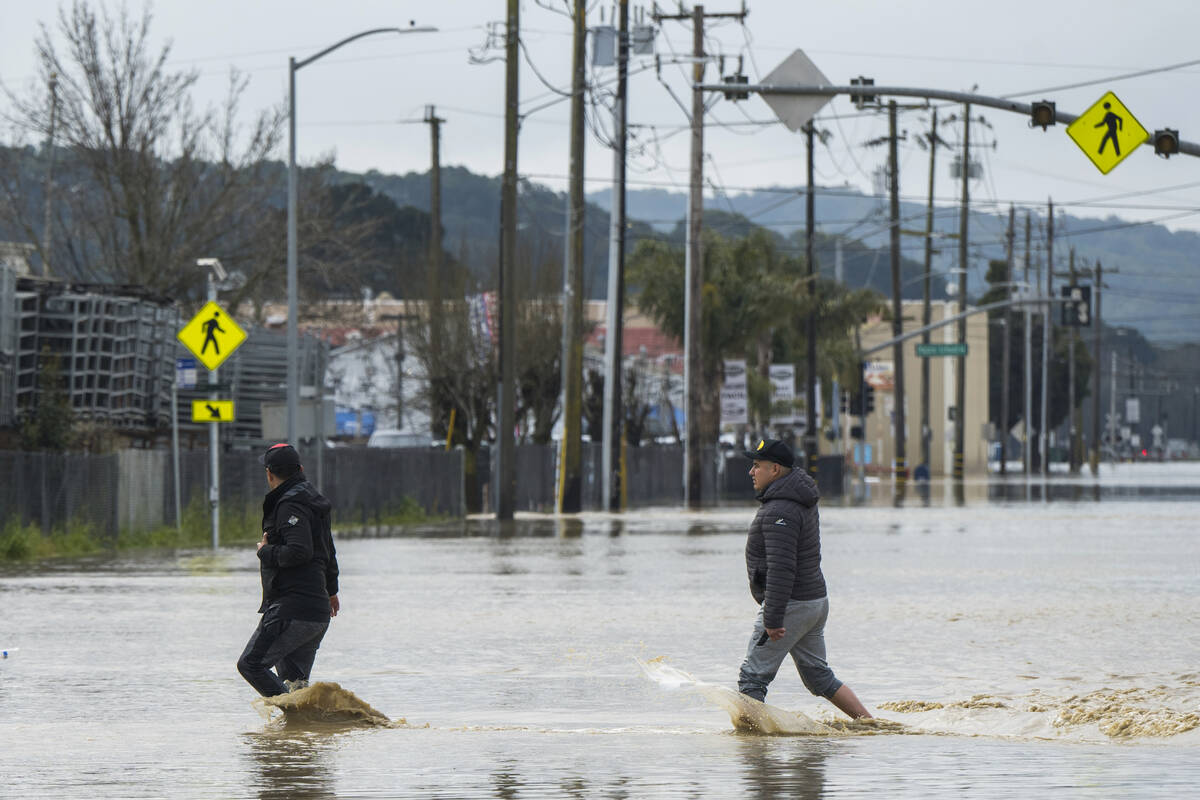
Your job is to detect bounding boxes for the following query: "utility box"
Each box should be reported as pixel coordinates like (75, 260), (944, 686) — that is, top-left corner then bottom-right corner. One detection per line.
(261, 397), (335, 442)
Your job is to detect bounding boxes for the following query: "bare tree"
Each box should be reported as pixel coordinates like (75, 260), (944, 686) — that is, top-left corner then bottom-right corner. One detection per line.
(0, 1), (283, 296)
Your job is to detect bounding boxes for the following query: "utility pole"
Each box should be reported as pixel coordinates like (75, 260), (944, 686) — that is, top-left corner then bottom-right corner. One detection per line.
(1023, 211), (1033, 477)
(953, 104), (970, 481)
(1090, 260), (1104, 474)
(423, 104), (444, 435)
(1000, 205), (1015, 475)
(804, 122), (818, 477)
(40, 72), (58, 278)
(1108, 349), (1118, 456)
(684, 4), (705, 509)
(602, 0), (629, 512)
(1067, 247), (1078, 473)
(558, 0), (586, 513)
(1042, 199), (1053, 477)
(920, 108), (938, 475)
(887, 101), (906, 484)
(496, 0), (519, 520)
(653, 2), (746, 509)
(425, 104), (444, 352)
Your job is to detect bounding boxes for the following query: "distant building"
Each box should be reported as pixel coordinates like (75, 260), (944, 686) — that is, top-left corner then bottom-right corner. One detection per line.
(856, 301), (990, 477)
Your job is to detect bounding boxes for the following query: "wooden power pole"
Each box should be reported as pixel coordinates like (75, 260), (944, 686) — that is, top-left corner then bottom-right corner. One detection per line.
(496, 0), (519, 520)
(558, 0), (586, 513)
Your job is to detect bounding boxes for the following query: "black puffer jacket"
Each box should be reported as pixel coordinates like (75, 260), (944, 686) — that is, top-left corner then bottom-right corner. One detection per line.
(744, 467), (826, 629)
(257, 474), (339, 622)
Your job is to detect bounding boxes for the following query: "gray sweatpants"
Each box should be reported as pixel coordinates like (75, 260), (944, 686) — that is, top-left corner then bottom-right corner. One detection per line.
(737, 596), (843, 702)
(237, 604), (329, 697)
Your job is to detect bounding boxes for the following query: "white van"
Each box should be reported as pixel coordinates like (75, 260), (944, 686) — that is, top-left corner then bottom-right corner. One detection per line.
(366, 429), (430, 448)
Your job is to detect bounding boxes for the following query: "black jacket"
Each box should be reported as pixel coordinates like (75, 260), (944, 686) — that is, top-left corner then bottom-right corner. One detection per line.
(257, 474), (339, 621)
(744, 467), (826, 629)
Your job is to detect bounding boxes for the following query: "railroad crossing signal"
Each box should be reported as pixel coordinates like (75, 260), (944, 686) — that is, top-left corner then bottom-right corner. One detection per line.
(177, 301), (247, 371)
(1066, 91), (1149, 175)
(191, 399), (235, 423)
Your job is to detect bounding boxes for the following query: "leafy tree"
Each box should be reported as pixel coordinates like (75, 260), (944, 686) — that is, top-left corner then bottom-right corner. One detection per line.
(628, 228), (885, 446)
(0, 1), (283, 296)
(20, 349), (74, 451)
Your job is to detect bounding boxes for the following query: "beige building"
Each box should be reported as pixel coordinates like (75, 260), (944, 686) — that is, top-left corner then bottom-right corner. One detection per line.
(854, 300), (990, 477)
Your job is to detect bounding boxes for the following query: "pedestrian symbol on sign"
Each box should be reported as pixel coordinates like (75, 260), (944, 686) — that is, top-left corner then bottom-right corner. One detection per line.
(177, 301), (247, 371)
(1095, 102), (1122, 156)
(1066, 91), (1148, 175)
(201, 312), (225, 356)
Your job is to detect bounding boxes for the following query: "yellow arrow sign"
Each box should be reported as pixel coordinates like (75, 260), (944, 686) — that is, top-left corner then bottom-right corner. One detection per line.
(1066, 91), (1149, 175)
(192, 399), (235, 423)
(177, 301), (247, 371)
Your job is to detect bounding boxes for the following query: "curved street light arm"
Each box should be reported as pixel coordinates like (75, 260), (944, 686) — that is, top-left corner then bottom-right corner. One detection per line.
(296, 25), (438, 70)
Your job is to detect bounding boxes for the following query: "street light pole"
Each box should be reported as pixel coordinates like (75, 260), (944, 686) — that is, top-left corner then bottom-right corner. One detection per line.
(286, 25), (435, 445)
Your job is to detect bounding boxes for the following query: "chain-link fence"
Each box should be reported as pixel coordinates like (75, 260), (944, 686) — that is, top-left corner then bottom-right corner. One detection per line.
(1, 446), (465, 538)
(0, 451), (120, 537)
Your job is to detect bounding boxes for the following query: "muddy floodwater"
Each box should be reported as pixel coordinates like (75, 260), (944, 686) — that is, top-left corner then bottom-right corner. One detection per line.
(2, 464), (1199, 798)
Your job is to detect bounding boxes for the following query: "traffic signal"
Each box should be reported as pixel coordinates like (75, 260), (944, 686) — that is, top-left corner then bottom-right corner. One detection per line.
(863, 385), (876, 414)
(1060, 285), (1092, 327)
(722, 73), (749, 101)
(850, 76), (875, 109)
(1153, 129), (1180, 158)
(1030, 100), (1056, 130)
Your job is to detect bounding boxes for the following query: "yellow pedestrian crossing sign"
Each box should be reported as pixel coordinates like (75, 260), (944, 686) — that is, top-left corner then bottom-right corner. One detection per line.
(191, 399), (235, 423)
(177, 301), (247, 371)
(1066, 91), (1149, 175)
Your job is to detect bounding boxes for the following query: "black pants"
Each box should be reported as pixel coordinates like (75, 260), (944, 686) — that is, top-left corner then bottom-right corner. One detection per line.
(237, 604), (329, 697)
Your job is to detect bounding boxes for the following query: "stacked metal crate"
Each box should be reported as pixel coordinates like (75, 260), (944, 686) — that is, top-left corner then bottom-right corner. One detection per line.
(4, 277), (178, 429)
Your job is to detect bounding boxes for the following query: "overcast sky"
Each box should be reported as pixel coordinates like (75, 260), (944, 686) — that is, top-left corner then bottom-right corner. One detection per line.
(4, 0), (1200, 237)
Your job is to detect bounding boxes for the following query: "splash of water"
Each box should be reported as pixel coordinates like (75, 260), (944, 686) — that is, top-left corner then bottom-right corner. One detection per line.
(878, 682), (1200, 740)
(638, 658), (835, 736)
(252, 681), (401, 729)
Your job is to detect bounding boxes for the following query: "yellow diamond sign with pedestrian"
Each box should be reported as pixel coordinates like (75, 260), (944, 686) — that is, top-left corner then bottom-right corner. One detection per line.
(192, 399), (235, 423)
(1066, 91), (1149, 175)
(177, 301), (247, 371)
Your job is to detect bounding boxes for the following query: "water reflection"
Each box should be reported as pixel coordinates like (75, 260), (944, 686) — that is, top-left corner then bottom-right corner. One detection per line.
(489, 760), (632, 800)
(736, 738), (830, 799)
(243, 730), (336, 800)
(556, 517), (584, 539)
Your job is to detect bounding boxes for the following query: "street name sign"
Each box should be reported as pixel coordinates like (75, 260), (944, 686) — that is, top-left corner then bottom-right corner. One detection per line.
(175, 357), (197, 389)
(915, 342), (968, 357)
(1066, 91), (1149, 175)
(177, 301), (247, 371)
(191, 399), (235, 423)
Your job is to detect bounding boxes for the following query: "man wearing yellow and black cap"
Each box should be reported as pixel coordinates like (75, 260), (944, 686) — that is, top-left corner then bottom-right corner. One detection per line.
(236, 443), (340, 697)
(737, 437), (871, 719)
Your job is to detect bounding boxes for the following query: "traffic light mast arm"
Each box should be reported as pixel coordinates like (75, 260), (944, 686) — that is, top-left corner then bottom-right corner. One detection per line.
(859, 296), (1070, 357)
(696, 83), (1200, 159)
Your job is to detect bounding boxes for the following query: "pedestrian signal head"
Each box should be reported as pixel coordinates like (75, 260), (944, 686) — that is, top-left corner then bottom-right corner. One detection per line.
(1153, 129), (1180, 158)
(1030, 101), (1056, 130)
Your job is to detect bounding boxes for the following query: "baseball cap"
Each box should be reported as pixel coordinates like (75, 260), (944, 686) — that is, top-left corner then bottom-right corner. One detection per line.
(742, 437), (794, 468)
(259, 443), (301, 471)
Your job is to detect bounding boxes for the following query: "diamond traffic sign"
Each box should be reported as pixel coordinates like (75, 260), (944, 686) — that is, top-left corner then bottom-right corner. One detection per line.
(1066, 91), (1149, 175)
(177, 301), (247, 371)
(191, 399), (235, 423)
(761, 49), (831, 132)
